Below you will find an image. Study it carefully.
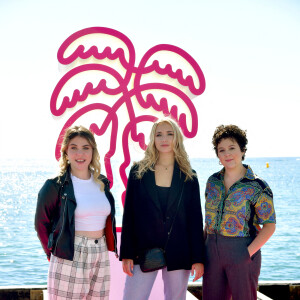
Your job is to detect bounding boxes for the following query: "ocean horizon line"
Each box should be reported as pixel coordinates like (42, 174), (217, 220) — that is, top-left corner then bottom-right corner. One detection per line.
(0, 155), (299, 162)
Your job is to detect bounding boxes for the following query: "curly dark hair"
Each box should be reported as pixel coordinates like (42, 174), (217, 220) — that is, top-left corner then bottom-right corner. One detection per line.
(212, 125), (248, 160)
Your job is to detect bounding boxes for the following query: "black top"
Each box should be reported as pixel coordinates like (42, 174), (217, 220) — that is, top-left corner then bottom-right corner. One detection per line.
(156, 185), (170, 221)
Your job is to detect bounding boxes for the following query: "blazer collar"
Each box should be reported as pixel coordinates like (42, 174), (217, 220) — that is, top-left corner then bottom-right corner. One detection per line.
(166, 162), (184, 212)
(142, 162), (184, 214)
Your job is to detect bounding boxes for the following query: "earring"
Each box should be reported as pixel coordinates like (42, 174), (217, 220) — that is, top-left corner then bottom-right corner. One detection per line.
(219, 160), (222, 165)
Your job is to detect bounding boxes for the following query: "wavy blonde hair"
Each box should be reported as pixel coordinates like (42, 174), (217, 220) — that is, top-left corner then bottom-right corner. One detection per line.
(58, 125), (104, 191)
(135, 118), (195, 181)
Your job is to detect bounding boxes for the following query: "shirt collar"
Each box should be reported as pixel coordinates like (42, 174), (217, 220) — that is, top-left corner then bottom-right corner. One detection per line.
(218, 164), (255, 180)
(243, 164), (255, 180)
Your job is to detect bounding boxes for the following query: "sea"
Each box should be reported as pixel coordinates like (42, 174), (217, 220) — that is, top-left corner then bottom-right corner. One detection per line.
(0, 157), (299, 286)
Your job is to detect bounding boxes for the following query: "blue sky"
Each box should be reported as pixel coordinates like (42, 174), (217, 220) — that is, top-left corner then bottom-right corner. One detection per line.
(0, 0), (299, 160)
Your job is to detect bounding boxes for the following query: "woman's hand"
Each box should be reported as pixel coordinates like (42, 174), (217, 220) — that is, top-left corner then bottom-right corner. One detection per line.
(190, 263), (204, 282)
(122, 259), (134, 276)
(247, 223), (276, 257)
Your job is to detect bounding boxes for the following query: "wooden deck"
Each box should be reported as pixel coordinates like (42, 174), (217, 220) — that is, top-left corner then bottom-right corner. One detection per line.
(187, 281), (300, 300)
(0, 281), (299, 299)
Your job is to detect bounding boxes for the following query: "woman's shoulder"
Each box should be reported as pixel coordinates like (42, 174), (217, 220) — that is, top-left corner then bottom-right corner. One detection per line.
(207, 170), (222, 182)
(38, 176), (61, 196)
(186, 172), (200, 187)
(128, 163), (142, 179)
(128, 162), (154, 181)
(245, 165), (271, 190)
(130, 163), (139, 170)
(99, 174), (109, 184)
(251, 175), (271, 192)
(188, 169), (199, 181)
(46, 174), (62, 185)
(130, 162), (146, 173)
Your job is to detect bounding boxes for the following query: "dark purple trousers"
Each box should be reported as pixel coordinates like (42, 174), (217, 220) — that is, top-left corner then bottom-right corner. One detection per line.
(202, 234), (261, 300)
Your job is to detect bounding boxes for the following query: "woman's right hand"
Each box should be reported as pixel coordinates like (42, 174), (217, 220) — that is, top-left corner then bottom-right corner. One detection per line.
(122, 259), (134, 276)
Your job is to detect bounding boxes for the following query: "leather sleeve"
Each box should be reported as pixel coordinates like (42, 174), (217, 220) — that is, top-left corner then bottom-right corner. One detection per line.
(34, 179), (59, 259)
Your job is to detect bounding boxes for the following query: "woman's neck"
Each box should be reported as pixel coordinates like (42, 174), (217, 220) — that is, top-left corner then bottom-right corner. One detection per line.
(156, 152), (175, 168)
(224, 164), (246, 181)
(70, 168), (91, 180)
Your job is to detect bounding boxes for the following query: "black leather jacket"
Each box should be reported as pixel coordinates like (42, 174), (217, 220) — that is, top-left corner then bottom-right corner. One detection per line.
(35, 168), (118, 260)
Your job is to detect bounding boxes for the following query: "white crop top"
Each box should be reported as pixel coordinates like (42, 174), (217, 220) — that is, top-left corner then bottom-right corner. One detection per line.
(71, 174), (111, 231)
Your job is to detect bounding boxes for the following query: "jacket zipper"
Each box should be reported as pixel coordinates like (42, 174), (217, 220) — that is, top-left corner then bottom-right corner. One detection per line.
(54, 192), (67, 255)
(105, 182), (118, 258)
(111, 215), (118, 258)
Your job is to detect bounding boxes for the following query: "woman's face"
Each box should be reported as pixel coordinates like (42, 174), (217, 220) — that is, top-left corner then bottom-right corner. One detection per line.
(154, 122), (175, 154)
(217, 138), (244, 169)
(66, 136), (93, 175)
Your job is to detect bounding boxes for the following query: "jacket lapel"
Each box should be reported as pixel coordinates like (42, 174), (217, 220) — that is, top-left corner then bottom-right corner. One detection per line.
(142, 163), (184, 214)
(142, 168), (162, 213)
(64, 168), (77, 224)
(166, 162), (184, 212)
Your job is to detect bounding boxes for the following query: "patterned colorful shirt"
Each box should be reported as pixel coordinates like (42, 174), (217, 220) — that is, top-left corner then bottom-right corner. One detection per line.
(205, 165), (276, 237)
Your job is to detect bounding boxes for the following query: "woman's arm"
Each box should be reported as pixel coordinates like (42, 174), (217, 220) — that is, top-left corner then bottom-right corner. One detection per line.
(120, 167), (138, 264)
(35, 179), (58, 259)
(188, 175), (206, 265)
(248, 223), (276, 257)
(248, 184), (276, 257)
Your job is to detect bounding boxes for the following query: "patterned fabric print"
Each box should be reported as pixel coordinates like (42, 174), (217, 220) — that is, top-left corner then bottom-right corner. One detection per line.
(205, 165), (276, 237)
(254, 186), (276, 225)
(224, 216), (243, 235)
(48, 235), (110, 300)
(205, 181), (222, 232)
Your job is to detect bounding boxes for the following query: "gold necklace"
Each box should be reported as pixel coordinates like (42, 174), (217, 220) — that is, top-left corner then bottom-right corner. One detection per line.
(161, 164), (173, 171)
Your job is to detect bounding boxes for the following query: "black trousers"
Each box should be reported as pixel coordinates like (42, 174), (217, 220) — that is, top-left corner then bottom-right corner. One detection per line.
(202, 234), (261, 300)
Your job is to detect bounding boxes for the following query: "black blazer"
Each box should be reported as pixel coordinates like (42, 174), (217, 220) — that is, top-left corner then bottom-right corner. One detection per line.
(120, 163), (205, 271)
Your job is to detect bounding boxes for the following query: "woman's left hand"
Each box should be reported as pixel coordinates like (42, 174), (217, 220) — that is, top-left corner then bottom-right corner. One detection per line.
(190, 263), (204, 281)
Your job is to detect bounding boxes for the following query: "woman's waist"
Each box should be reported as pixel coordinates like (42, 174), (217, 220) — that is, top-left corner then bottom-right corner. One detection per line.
(75, 229), (105, 239)
(206, 232), (254, 243)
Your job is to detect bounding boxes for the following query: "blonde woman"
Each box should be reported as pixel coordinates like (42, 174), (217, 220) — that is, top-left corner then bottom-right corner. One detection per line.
(120, 118), (205, 300)
(35, 125), (117, 300)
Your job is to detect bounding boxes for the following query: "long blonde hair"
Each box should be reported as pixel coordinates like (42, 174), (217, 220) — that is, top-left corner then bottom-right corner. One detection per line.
(58, 125), (104, 191)
(135, 118), (195, 181)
